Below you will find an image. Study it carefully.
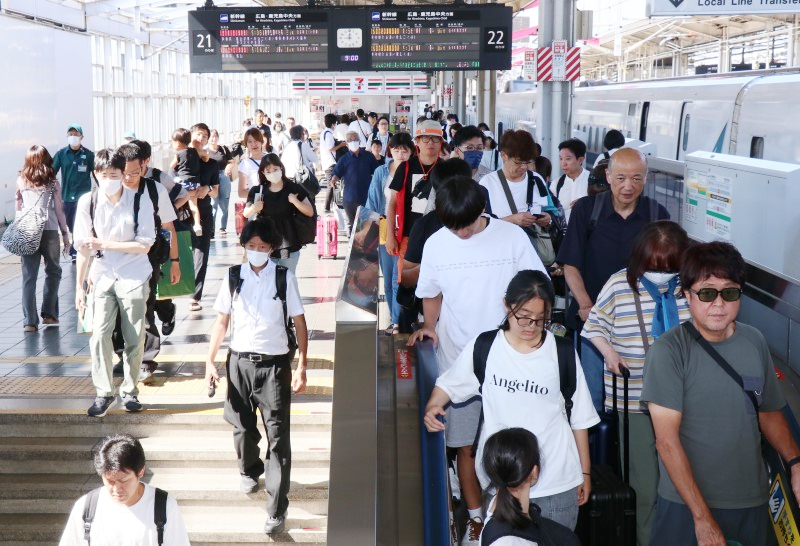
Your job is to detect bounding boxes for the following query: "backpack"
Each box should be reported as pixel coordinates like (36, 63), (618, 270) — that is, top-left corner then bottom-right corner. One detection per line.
(83, 486), (167, 546)
(88, 179), (170, 264)
(482, 504), (582, 546)
(586, 191), (661, 234)
(471, 330), (576, 456)
(555, 174), (567, 199)
(228, 264), (298, 353)
(293, 141), (321, 197)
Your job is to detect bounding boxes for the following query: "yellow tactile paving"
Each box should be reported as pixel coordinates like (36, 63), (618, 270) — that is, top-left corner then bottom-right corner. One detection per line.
(0, 375), (333, 397)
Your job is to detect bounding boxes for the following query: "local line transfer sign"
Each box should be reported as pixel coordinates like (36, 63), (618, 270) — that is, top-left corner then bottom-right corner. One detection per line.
(648, 0), (800, 16)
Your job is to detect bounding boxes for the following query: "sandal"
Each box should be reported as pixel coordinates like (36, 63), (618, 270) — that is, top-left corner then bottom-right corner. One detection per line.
(385, 323), (399, 336)
(190, 301), (202, 312)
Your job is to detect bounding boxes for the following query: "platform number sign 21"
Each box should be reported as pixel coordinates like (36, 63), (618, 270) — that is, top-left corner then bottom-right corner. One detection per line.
(484, 27), (508, 52)
(193, 32), (216, 56)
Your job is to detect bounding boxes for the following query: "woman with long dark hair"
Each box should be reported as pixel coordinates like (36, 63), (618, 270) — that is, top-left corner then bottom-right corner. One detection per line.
(16, 145), (69, 332)
(424, 270), (598, 531)
(481, 428), (581, 545)
(242, 154), (314, 273)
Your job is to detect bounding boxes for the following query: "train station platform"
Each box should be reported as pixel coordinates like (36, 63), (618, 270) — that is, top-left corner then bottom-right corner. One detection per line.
(0, 211), (349, 545)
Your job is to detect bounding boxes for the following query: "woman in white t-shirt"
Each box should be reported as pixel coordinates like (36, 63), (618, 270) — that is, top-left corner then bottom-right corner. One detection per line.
(424, 270), (599, 530)
(479, 130), (554, 230)
(237, 127), (268, 199)
(480, 428), (581, 546)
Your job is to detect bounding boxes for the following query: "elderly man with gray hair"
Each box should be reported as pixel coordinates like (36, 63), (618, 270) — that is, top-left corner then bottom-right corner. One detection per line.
(328, 130), (379, 230)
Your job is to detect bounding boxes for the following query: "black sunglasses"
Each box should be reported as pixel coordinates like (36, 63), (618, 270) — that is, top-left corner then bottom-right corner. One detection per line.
(687, 287), (742, 303)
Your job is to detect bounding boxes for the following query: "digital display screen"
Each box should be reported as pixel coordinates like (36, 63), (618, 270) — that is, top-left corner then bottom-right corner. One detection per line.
(188, 6), (511, 73)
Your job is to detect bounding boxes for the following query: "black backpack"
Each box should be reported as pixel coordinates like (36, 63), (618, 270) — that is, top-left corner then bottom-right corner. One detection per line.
(471, 330), (576, 456)
(481, 503), (582, 546)
(82, 486), (167, 546)
(228, 264), (298, 353)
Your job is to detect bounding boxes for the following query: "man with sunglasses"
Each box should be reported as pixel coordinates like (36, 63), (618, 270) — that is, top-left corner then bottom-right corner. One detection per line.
(642, 241), (800, 546)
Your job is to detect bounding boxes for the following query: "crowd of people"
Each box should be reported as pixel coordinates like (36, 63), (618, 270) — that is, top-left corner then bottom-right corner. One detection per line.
(10, 109), (799, 545)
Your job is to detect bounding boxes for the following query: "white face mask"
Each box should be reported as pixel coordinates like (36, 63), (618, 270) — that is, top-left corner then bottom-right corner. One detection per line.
(246, 249), (270, 268)
(347, 141), (361, 152)
(265, 171), (283, 184)
(643, 272), (677, 285)
(98, 177), (122, 196)
(67, 135), (81, 147)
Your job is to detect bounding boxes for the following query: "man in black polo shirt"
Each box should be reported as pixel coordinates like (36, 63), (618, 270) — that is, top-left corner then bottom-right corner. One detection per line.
(557, 148), (668, 411)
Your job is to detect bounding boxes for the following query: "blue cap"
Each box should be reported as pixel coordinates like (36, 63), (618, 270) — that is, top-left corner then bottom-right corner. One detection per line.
(123, 130), (136, 140)
(67, 124), (83, 135)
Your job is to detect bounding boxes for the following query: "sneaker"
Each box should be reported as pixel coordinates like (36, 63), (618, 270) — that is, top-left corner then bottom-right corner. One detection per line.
(264, 514), (285, 535)
(240, 475), (260, 493)
(121, 395), (143, 412)
(219, 229), (227, 237)
(23, 325), (37, 333)
(139, 365), (157, 386)
(161, 318), (175, 336)
(42, 317), (59, 326)
(87, 396), (117, 417)
(461, 517), (483, 546)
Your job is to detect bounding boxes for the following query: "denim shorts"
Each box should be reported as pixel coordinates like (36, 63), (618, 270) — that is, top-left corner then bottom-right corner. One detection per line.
(444, 396), (482, 449)
(531, 486), (580, 530)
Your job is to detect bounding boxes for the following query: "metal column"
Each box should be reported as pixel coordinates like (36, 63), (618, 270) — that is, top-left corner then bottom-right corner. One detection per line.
(536, 0), (575, 165)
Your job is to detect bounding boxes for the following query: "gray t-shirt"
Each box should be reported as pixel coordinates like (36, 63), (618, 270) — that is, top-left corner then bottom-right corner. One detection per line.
(641, 322), (785, 509)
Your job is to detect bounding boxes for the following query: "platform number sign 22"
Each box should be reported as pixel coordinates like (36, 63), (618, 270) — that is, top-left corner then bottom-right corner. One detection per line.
(484, 27), (508, 52)
(194, 32), (216, 56)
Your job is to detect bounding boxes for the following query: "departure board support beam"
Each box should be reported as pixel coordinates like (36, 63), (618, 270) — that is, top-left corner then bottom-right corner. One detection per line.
(536, 0), (575, 166)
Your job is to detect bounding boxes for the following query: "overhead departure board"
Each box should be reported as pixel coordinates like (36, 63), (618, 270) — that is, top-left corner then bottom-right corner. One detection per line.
(188, 6), (511, 73)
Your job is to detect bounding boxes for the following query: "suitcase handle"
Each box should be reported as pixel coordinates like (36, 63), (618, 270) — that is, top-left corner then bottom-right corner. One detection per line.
(612, 367), (630, 485)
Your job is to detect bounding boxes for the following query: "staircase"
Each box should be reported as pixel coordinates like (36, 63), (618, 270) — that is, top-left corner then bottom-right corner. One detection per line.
(0, 402), (331, 545)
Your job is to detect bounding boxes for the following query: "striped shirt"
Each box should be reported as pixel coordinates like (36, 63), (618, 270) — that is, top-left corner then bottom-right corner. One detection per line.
(582, 269), (692, 412)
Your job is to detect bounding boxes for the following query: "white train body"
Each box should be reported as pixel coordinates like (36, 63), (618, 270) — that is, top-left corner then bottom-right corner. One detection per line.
(495, 71), (800, 164)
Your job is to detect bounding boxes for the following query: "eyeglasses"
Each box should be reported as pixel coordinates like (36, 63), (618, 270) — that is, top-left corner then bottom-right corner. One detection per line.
(509, 158), (535, 167)
(687, 287), (742, 303)
(511, 312), (549, 328)
(460, 145), (485, 152)
(417, 136), (442, 144)
(123, 170), (141, 179)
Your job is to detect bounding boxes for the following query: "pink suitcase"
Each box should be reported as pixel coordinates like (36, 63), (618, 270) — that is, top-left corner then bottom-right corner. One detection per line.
(317, 215), (338, 259)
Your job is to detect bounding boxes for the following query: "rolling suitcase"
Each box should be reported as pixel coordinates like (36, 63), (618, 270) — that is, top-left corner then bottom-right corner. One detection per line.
(317, 215), (338, 259)
(576, 368), (637, 546)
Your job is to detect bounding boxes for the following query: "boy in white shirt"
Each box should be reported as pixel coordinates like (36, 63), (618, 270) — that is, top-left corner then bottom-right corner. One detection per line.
(552, 139), (589, 223)
(74, 149), (155, 417)
(408, 176), (547, 545)
(59, 434), (189, 546)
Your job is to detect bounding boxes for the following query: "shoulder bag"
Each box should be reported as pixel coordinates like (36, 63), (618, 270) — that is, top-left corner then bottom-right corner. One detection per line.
(2, 186), (54, 256)
(496, 169), (556, 266)
(294, 142), (321, 197)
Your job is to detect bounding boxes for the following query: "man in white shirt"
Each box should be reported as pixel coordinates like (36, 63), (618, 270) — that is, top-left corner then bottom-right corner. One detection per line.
(348, 108), (373, 149)
(593, 129), (625, 168)
(321, 114), (345, 213)
(204, 219), (308, 535)
(74, 149), (155, 417)
(408, 176), (547, 546)
(115, 143), (181, 385)
(59, 434), (190, 546)
(552, 138), (590, 223)
(281, 125), (319, 180)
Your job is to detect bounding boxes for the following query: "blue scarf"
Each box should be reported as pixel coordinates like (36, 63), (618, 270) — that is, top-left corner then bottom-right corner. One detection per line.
(639, 275), (680, 340)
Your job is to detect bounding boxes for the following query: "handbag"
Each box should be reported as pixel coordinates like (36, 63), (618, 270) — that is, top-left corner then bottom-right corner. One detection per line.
(2, 186), (53, 256)
(294, 142), (321, 197)
(496, 170), (556, 266)
(156, 229), (196, 299)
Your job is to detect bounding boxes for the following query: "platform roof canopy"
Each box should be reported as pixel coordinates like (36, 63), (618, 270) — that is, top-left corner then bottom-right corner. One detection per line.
(74, 0), (529, 34)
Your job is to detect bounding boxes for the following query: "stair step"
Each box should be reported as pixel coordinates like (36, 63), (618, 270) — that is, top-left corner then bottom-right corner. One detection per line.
(0, 411), (332, 437)
(0, 511), (328, 543)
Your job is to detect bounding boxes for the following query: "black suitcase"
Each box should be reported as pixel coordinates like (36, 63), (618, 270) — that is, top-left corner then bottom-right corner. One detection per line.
(576, 368), (637, 546)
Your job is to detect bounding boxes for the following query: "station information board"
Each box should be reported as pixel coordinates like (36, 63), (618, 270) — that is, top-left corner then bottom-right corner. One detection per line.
(188, 6), (511, 73)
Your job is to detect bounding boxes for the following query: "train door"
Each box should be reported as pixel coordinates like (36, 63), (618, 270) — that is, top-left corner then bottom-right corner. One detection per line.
(676, 102), (693, 161)
(639, 102), (650, 141)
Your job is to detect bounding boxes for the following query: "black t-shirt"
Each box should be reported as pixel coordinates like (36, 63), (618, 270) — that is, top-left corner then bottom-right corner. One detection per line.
(196, 160), (220, 234)
(247, 181), (309, 252)
(208, 145), (232, 171)
(556, 193), (669, 329)
(404, 212), (443, 264)
(388, 157), (436, 237)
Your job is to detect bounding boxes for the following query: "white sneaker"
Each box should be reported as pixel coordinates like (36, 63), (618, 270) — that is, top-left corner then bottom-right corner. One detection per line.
(461, 517), (483, 546)
(448, 466), (462, 500)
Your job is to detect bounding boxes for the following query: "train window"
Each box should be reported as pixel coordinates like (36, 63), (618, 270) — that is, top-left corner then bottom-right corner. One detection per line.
(750, 137), (764, 159)
(628, 103), (636, 116)
(682, 114), (691, 152)
(640, 102), (650, 141)
(602, 128), (608, 149)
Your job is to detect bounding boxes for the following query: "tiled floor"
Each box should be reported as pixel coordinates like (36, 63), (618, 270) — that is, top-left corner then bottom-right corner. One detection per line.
(0, 213), (348, 392)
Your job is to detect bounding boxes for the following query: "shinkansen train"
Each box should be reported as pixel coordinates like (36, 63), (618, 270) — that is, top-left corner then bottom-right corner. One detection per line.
(495, 69), (800, 165)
